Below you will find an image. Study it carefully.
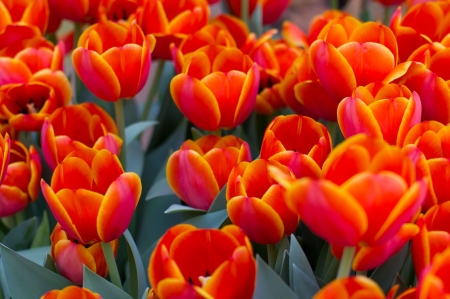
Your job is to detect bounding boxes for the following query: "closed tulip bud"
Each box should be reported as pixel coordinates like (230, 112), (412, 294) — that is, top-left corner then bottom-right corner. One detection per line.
(40, 286), (102, 299)
(50, 223), (119, 285)
(312, 276), (385, 299)
(167, 135), (251, 210)
(41, 148), (141, 243)
(149, 224), (256, 299)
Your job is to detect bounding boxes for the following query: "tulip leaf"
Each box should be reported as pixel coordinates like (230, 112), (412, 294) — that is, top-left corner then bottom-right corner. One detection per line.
(43, 254), (58, 274)
(182, 209), (229, 229)
(3, 217), (37, 251)
(249, 2), (263, 37)
(279, 251), (290, 285)
(0, 244), (72, 299)
(125, 121), (158, 147)
(123, 230), (147, 299)
(0, 254), (10, 299)
(291, 264), (320, 299)
(191, 127), (204, 140)
(141, 288), (149, 299)
(123, 98), (140, 127)
(400, 253), (415, 288)
(164, 204), (206, 214)
(289, 235), (316, 286)
(323, 257), (339, 283)
(275, 236), (290, 274)
(31, 211), (50, 248)
(253, 256), (298, 299)
(127, 139), (145, 176)
(83, 266), (133, 299)
(146, 178), (174, 200)
(16, 246), (50, 265)
(207, 185), (228, 213)
(314, 242), (330, 279)
(370, 244), (409, 293)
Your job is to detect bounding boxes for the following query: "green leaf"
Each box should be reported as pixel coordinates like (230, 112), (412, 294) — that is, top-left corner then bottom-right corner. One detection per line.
(182, 209), (229, 229)
(400, 253), (416, 288)
(123, 98), (139, 127)
(83, 266), (133, 299)
(31, 211), (50, 248)
(16, 246), (50, 265)
(289, 235), (316, 286)
(123, 230), (147, 299)
(125, 121), (158, 146)
(165, 204), (206, 214)
(279, 251), (290, 285)
(126, 139), (145, 176)
(0, 244), (72, 299)
(146, 178), (174, 200)
(0, 254), (10, 299)
(274, 236), (290, 274)
(252, 256), (298, 299)
(207, 185), (227, 213)
(370, 244), (409, 293)
(190, 127), (204, 140)
(248, 2), (263, 36)
(323, 257), (339, 283)
(43, 254), (58, 274)
(314, 242), (329, 279)
(3, 217), (37, 251)
(291, 264), (320, 299)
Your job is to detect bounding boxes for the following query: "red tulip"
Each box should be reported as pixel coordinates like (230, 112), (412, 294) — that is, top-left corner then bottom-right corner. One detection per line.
(312, 276), (385, 299)
(41, 148), (141, 243)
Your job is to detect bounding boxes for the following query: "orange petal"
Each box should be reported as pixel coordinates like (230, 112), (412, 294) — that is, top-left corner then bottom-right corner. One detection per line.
(428, 158), (450, 204)
(51, 157), (93, 193)
(397, 92), (422, 147)
(91, 149), (123, 194)
(0, 185), (28, 217)
(203, 147), (240, 189)
(0, 57), (32, 85)
(294, 81), (339, 121)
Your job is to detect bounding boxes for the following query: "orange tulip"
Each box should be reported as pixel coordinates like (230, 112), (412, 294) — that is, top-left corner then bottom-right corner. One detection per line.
(133, 0), (209, 60)
(402, 121), (450, 205)
(149, 224), (256, 299)
(225, 0), (291, 25)
(337, 83), (422, 146)
(50, 223), (119, 285)
(40, 286), (102, 299)
(226, 159), (300, 244)
(0, 139), (41, 217)
(407, 39), (450, 82)
(170, 45), (260, 131)
(72, 21), (155, 102)
(416, 247), (450, 298)
(312, 276), (385, 299)
(166, 135), (251, 210)
(98, 0), (142, 23)
(383, 62), (450, 124)
(412, 213), (450, 278)
(260, 114), (332, 172)
(48, 0), (101, 23)
(0, 0), (49, 34)
(0, 133), (9, 185)
(41, 148), (141, 244)
(41, 103), (122, 170)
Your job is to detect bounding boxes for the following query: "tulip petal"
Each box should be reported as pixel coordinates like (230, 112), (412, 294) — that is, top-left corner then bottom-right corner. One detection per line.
(0, 58), (32, 85)
(203, 147), (240, 189)
(428, 158), (450, 204)
(269, 152), (322, 179)
(91, 149), (123, 194)
(0, 185), (28, 217)
(234, 64), (259, 127)
(295, 81), (339, 121)
(51, 157), (93, 193)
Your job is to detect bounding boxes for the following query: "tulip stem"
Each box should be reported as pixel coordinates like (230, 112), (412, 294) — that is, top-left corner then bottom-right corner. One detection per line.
(140, 60), (165, 122)
(115, 99), (127, 170)
(330, 0), (338, 9)
(336, 246), (355, 279)
(74, 22), (83, 102)
(241, 0), (249, 26)
(101, 241), (122, 289)
(383, 6), (390, 25)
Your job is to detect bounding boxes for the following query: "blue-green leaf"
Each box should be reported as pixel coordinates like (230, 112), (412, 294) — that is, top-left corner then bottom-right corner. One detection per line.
(279, 251), (290, 285)
(126, 139), (145, 176)
(31, 211), (50, 248)
(83, 267), (132, 299)
(141, 288), (149, 299)
(275, 236), (290, 274)
(43, 254), (58, 274)
(17, 246), (50, 265)
(289, 235), (316, 285)
(123, 230), (147, 299)
(165, 204), (206, 214)
(207, 185), (227, 213)
(146, 178), (174, 200)
(182, 209), (229, 229)
(125, 121), (158, 146)
(291, 264), (320, 299)
(3, 217), (37, 251)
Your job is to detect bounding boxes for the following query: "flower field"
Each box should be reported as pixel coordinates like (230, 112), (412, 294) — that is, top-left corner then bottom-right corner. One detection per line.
(0, 0), (449, 298)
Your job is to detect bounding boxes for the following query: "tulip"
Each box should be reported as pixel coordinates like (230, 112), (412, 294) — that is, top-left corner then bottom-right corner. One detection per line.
(0, 139), (41, 217)
(98, 0), (141, 23)
(170, 45), (260, 131)
(41, 148), (141, 244)
(133, 0), (210, 60)
(41, 103), (122, 170)
(337, 84), (422, 146)
(312, 276), (385, 299)
(50, 223), (119, 285)
(48, 0), (101, 23)
(225, 0), (291, 25)
(226, 159), (300, 244)
(416, 247), (450, 298)
(40, 286), (102, 299)
(260, 114), (332, 171)
(0, 0), (49, 34)
(149, 224), (256, 299)
(0, 133), (9, 185)
(72, 21), (155, 102)
(167, 135), (251, 210)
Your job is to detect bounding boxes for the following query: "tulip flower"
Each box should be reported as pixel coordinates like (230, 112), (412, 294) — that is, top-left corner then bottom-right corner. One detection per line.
(50, 223), (119, 285)
(337, 84), (422, 146)
(133, 0), (210, 60)
(0, 0), (49, 34)
(170, 45), (260, 131)
(415, 247), (450, 298)
(0, 133), (9, 186)
(41, 148), (141, 244)
(225, 0), (291, 25)
(149, 224), (256, 299)
(226, 159), (300, 244)
(72, 21), (155, 102)
(312, 276), (385, 299)
(98, 0), (141, 23)
(48, 0), (101, 23)
(41, 103), (122, 170)
(261, 114), (332, 171)
(383, 62), (450, 124)
(0, 140), (41, 217)
(40, 286), (102, 299)
(167, 135), (251, 210)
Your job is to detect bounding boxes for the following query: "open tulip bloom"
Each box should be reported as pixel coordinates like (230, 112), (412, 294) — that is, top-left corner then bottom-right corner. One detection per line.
(2, 0), (450, 298)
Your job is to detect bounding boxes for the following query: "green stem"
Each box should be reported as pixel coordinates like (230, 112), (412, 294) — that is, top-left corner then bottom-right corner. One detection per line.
(336, 246), (355, 279)
(267, 244), (277, 269)
(383, 6), (390, 26)
(356, 270), (368, 276)
(330, 0), (338, 9)
(241, 0), (249, 27)
(140, 60), (165, 121)
(360, 0), (371, 22)
(115, 99), (127, 170)
(74, 22), (83, 102)
(101, 242), (122, 289)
